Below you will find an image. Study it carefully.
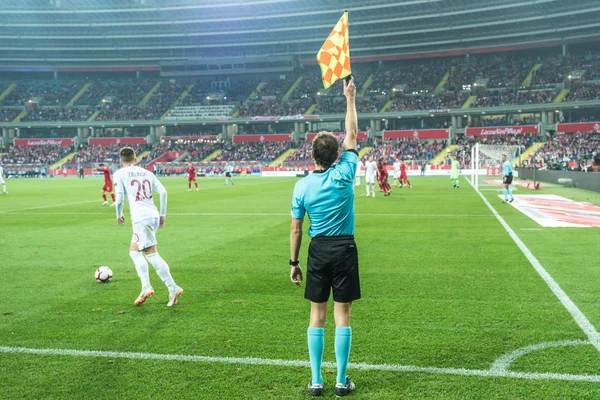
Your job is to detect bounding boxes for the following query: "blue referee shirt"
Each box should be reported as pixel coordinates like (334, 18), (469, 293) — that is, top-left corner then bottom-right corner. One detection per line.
(502, 161), (512, 176)
(291, 150), (358, 238)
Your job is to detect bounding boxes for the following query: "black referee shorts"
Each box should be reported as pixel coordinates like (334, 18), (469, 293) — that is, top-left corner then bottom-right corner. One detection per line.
(504, 174), (513, 185)
(305, 235), (361, 303)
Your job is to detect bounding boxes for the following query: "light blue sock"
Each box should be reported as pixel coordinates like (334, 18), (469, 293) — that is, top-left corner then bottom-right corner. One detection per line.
(307, 327), (324, 385)
(335, 326), (352, 384)
(508, 187), (514, 200)
(502, 187), (508, 200)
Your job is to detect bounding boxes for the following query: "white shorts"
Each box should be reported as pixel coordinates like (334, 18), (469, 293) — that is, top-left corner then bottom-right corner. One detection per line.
(0, 177), (4, 185)
(365, 174), (375, 184)
(132, 218), (159, 251)
(393, 172), (400, 179)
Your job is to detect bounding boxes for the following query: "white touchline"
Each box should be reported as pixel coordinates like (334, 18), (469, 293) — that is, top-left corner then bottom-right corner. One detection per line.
(0, 200), (98, 214)
(2, 211), (495, 218)
(1, 345), (600, 383)
(471, 186), (600, 352)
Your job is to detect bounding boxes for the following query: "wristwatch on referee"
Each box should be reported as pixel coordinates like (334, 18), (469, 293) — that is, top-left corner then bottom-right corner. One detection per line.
(289, 259), (300, 267)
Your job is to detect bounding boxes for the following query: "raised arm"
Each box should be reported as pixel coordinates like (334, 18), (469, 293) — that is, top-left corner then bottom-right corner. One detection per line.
(342, 77), (358, 152)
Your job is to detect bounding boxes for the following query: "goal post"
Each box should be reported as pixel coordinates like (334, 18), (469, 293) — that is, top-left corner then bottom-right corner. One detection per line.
(472, 142), (521, 191)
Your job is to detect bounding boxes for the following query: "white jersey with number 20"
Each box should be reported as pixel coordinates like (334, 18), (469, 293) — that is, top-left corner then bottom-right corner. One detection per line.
(114, 165), (167, 223)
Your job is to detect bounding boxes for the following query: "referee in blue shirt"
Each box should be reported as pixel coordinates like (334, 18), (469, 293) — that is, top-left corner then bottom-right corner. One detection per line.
(290, 78), (359, 397)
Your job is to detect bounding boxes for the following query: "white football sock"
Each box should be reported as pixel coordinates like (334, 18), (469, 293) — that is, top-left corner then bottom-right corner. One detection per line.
(3, 184), (7, 193)
(366, 185), (370, 195)
(146, 253), (177, 292)
(130, 251), (151, 289)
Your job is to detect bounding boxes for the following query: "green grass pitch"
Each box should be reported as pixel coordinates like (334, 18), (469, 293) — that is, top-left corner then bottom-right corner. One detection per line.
(1, 175), (600, 399)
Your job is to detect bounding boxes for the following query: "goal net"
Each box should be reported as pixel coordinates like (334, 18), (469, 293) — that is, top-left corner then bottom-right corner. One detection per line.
(470, 143), (521, 191)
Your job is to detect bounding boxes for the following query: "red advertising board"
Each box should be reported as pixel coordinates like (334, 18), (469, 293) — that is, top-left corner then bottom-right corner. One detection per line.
(14, 138), (74, 146)
(305, 132), (368, 142)
(161, 135), (218, 141)
(233, 134), (292, 143)
(556, 122), (600, 134)
(89, 137), (147, 145)
(465, 125), (538, 136)
(383, 129), (448, 140)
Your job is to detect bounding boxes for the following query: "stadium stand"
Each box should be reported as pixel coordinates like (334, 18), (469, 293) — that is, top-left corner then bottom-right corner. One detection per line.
(1, 145), (72, 165)
(165, 105), (236, 120)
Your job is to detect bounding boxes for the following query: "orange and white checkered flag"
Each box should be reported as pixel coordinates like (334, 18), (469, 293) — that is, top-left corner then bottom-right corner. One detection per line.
(316, 11), (351, 89)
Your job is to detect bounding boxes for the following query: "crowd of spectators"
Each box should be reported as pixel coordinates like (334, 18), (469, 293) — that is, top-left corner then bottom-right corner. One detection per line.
(471, 89), (556, 107)
(370, 59), (449, 94)
(367, 138), (445, 164)
(1, 144), (72, 165)
(564, 83), (600, 102)
(1, 50), (600, 124)
(314, 97), (384, 114)
(387, 92), (468, 111)
(238, 100), (311, 117)
(0, 108), (20, 122)
(65, 144), (152, 167)
(1, 80), (81, 106)
(533, 132), (599, 164)
(21, 107), (94, 122)
(216, 141), (289, 163)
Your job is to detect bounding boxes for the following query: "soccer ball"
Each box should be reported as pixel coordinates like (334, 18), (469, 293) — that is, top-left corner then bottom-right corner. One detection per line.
(446, 148), (451, 153)
(95, 266), (113, 283)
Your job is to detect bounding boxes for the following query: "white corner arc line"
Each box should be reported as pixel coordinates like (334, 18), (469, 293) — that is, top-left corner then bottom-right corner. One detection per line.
(2, 346), (600, 383)
(471, 186), (600, 352)
(491, 340), (590, 373)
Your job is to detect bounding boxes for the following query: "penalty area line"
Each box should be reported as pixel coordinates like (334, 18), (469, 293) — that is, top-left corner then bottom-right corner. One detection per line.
(1, 345), (600, 383)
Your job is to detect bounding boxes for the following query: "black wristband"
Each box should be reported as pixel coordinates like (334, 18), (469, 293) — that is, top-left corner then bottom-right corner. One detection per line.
(289, 259), (300, 266)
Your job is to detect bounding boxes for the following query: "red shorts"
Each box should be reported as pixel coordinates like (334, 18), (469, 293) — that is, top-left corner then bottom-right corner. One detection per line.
(378, 174), (388, 183)
(102, 183), (113, 192)
(188, 176), (196, 182)
(400, 174), (408, 180)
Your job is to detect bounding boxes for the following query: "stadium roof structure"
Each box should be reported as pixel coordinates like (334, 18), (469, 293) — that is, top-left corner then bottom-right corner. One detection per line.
(1, 0), (600, 68)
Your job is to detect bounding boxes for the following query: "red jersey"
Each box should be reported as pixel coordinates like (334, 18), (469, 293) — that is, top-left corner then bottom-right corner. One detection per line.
(96, 167), (112, 185)
(186, 166), (196, 178)
(400, 163), (406, 174)
(378, 162), (388, 176)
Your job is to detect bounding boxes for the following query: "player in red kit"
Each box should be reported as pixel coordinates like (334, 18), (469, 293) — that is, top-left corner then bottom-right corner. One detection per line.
(96, 163), (115, 206)
(377, 158), (391, 196)
(400, 160), (412, 188)
(186, 162), (199, 192)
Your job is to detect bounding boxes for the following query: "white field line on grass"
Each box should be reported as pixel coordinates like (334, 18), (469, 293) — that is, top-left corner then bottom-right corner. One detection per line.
(491, 340), (590, 373)
(471, 185), (600, 352)
(2, 345), (600, 383)
(2, 211), (495, 218)
(0, 200), (98, 214)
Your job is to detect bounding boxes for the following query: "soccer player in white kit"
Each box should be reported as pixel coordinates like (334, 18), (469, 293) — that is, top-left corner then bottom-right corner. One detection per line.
(392, 158), (401, 187)
(355, 159), (364, 186)
(0, 164), (7, 194)
(365, 155), (377, 198)
(113, 147), (183, 307)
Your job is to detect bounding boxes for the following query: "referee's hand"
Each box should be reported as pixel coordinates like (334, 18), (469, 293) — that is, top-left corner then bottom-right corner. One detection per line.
(290, 265), (303, 286)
